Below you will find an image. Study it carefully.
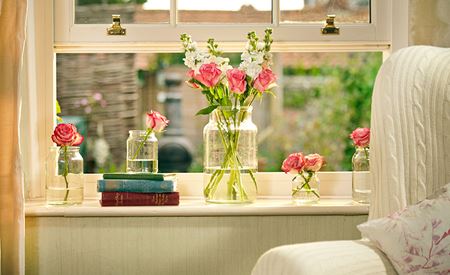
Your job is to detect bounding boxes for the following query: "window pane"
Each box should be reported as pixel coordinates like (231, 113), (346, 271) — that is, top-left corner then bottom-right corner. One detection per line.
(280, 0), (370, 23)
(56, 51), (380, 173)
(177, 0), (272, 24)
(75, 0), (170, 24)
(261, 52), (381, 171)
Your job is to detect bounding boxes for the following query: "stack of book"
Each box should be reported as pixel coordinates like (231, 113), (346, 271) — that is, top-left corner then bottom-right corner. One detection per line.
(98, 173), (179, 206)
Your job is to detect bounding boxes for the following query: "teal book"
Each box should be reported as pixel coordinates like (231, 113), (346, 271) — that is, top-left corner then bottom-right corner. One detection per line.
(97, 179), (176, 193)
(103, 173), (176, 181)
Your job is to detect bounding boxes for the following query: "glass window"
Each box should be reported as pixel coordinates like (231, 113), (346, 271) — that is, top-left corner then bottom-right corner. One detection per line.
(56, 51), (381, 173)
(280, 0), (371, 23)
(75, 0), (170, 24)
(177, 0), (272, 24)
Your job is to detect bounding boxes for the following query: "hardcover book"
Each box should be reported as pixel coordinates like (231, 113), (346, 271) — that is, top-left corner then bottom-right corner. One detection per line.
(100, 192), (179, 206)
(97, 179), (176, 193)
(103, 173), (176, 181)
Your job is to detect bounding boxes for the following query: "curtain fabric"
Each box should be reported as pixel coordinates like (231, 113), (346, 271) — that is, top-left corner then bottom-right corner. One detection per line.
(0, 0), (27, 274)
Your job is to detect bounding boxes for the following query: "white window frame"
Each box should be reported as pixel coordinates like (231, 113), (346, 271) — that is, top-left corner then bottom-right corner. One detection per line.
(54, 0), (392, 51)
(26, 0), (408, 199)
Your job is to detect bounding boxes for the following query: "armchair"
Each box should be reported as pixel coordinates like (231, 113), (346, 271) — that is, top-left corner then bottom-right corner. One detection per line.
(252, 46), (450, 275)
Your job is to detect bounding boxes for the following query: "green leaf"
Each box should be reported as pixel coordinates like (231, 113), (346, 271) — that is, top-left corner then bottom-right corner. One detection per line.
(196, 105), (219, 116)
(56, 100), (62, 114)
(265, 90), (277, 98)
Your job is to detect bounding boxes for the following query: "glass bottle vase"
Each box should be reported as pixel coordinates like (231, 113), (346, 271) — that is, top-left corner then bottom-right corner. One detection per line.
(203, 106), (258, 204)
(291, 172), (320, 204)
(46, 146), (84, 205)
(126, 130), (158, 173)
(352, 146), (371, 204)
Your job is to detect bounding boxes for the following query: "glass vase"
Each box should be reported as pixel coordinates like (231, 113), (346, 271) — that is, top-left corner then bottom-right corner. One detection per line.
(126, 130), (158, 173)
(46, 146), (84, 205)
(291, 172), (320, 204)
(352, 146), (371, 204)
(203, 106), (257, 204)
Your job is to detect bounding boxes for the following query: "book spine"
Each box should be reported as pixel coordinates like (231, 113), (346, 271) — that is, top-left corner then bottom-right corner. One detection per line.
(97, 180), (176, 193)
(100, 192), (179, 206)
(103, 173), (173, 181)
(100, 199), (179, 206)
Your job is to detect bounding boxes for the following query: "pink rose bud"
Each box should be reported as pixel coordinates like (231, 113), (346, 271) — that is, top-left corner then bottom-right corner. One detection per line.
(226, 68), (247, 94)
(253, 68), (276, 93)
(146, 110), (170, 132)
(186, 70), (201, 89)
(198, 63), (222, 88)
(304, 153), (325, 172)
(350, 127), (370, 147)
(281, 152), (306, 174)
(51, 123), (81, 146)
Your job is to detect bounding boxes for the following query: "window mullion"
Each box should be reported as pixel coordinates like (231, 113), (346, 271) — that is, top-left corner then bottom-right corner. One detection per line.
(170, 0), (177, 26)
(272, 0), (279, 26)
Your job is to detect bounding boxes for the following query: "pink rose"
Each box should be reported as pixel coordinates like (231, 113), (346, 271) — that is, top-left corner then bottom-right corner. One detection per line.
(146, 110), (170, 132)
(226, 68), (247, 94)
(72, 133), (84, 146)
(186, 69), (201, 89)
(253, 68), (276, 92)
(198, 63), (222, 87)
(281, 153), (306, 174)
(304, 153), (325, 172)
(51, 123), (83, 146)
(350, 127), (370, 147)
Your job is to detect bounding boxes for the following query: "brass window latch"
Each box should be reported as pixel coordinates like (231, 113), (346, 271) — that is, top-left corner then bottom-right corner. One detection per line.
(107, 15), (126, 35)
(321, 15), (340, 35)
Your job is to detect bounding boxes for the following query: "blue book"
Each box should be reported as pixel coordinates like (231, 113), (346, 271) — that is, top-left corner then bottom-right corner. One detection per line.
(97, 179), (176, 193)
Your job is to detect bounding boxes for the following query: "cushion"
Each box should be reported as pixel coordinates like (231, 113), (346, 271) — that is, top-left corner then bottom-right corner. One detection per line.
(251, 240), (397, 275)
(358, 183), (450, 274)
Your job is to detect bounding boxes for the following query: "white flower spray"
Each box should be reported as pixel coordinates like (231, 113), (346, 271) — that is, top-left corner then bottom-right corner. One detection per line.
(239, 29), (274, 79)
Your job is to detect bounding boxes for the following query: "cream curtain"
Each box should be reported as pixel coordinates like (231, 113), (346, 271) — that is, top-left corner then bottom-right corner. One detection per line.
(0, 0), (27, 274)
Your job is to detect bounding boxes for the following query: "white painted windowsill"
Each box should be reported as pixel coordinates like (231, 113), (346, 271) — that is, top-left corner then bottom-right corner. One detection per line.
(25, 198), (369, 217)
(26, 172), (369, 217)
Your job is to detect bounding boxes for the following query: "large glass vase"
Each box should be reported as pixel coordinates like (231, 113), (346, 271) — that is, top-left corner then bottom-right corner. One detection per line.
(203, 106), (257, 204)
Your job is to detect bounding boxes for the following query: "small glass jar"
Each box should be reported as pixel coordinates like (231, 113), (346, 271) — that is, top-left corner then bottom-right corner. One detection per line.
(126, 130), (158, 173)
(203, 106), (258, 204)
(46, 146), (84, 205)
(352, 146), (371, 204)
(292, 172), (320, 204)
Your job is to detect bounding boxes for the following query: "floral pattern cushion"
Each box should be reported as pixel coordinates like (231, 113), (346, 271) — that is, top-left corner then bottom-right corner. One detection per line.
(358, 183), (450, 274)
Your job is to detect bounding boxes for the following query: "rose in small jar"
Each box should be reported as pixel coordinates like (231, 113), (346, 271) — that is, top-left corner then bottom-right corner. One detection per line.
(350, 127), (370, 148)
(51, 123), (84, 147)
(281, 152), (306, 174)
(304, 153), (325, 172)
(146, 110), (170, 133)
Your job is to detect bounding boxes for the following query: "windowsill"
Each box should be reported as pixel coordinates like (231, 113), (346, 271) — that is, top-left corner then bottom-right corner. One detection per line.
(25, 197), (369, 217)
(26, 172), (369, 217)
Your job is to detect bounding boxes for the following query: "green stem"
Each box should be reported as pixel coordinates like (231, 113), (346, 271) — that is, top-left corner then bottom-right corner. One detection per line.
(204, 108), (255, 201)
(292, 172), (320, 199)
(132, 129), (152, 160)
(363, 147), (369, 160)
(62, 146), (70, 202)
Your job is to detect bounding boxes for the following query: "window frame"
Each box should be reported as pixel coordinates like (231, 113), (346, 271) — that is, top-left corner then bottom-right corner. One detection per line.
(55, 0), (390, 49)
(26, 0), (408, 199)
